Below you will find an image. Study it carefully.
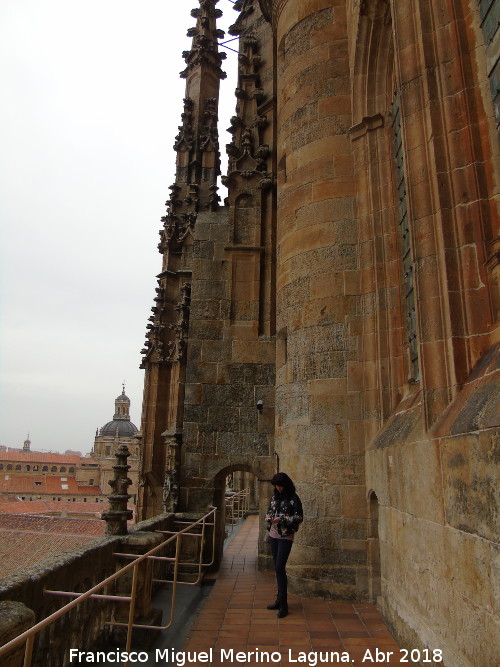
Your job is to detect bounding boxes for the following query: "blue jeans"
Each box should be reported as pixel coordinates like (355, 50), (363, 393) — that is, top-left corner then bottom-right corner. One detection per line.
(269, 537), (293, 604)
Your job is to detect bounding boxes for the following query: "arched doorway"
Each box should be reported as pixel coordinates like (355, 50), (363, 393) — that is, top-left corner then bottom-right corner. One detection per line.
(367, 490), (381, 603)
(212, 464), (271, 569)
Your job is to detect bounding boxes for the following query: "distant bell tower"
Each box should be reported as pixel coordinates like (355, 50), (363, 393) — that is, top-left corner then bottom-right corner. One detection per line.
(114, 384), (131, 420)
(23, 435), (31, 452)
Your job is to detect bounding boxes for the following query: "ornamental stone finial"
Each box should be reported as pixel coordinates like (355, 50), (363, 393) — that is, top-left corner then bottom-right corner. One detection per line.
(101, 444), (133, 535)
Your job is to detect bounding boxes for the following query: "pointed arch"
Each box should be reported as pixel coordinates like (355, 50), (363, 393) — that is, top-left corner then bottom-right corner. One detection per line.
(350, 0), (413, 433)
(367, 489), (381, 602)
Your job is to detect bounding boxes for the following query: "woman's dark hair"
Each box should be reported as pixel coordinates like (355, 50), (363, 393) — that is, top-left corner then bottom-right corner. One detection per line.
(270, 472), (295, 498)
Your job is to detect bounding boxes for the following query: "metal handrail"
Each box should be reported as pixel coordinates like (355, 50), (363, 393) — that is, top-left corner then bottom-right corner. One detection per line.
(0, 507), (217, 667)
(225, 488), (249, 531)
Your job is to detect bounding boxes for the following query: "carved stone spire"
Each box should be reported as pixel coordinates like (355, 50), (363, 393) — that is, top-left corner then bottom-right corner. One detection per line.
(153, 0), (225, 267)
(172, 0), (225, 212)
(222, 1), (273, 192)
(139, 2), (228, 517)
(141, 1), (225, 369)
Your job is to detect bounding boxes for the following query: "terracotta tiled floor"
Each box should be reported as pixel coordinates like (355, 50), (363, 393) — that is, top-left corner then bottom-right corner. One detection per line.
(182, 515), (407, 665)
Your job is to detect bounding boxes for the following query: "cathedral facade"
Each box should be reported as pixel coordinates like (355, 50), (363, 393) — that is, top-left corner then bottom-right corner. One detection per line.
(137, 2), (499, 665)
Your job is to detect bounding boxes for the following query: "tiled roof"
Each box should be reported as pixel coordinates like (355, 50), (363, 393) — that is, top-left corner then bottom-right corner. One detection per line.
(0, 451), (90, 464)
(0, 500), (108, 517)
(1, 533), (101, 578)
(0, 513), (106, 535)
(0, 474), (102, 496)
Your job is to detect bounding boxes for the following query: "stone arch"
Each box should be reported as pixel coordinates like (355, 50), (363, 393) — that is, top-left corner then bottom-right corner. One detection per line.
(367, 489), (381, 603)
(210, 461), (271, 567)
(351, 0), (409, 427)
(352, 0), (394, 125)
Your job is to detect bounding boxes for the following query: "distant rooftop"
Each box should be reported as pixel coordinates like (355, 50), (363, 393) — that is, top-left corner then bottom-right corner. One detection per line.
(0, 499), (109, 516)
(0, 451), (89, 464)
(0, 513), (106, 579)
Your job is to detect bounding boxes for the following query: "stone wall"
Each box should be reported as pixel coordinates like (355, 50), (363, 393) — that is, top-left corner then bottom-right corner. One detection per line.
(268, 0), (499, 663)
(179, 0), (278, 553)
(367, 345), (500, 667)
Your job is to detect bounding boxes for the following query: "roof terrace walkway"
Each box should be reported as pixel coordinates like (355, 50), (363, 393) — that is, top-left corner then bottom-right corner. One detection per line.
(179, 515), (406, 666)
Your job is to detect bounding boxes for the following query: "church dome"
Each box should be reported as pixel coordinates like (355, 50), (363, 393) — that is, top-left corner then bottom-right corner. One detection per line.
(100, 419), (138, 437)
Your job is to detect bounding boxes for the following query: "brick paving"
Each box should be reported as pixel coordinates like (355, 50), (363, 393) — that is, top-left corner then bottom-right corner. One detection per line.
(183, 515), (406, 665)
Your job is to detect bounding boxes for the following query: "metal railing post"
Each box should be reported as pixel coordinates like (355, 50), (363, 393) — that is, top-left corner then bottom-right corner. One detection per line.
(123, 562), (139, 667)
(22, 634), (34, 667)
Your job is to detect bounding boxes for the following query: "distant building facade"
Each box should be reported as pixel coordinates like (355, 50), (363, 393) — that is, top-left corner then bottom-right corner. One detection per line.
(0, 451), (104, 503)
(0, 387), (140, 505)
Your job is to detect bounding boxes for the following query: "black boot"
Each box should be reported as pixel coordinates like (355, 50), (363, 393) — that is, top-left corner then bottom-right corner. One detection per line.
(277, 601), (288, 618)
(277, 596), (288, 618)
(267, 597), (280, 610)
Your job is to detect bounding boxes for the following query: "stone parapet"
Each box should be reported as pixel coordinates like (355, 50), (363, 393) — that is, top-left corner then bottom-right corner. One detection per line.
(0, 602), (35, 667)
(0, 514), (176, 666)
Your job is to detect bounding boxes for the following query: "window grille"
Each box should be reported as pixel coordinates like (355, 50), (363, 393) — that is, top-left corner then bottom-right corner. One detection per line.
(479, 0), (500, 135)
(392, 90), (419, 381)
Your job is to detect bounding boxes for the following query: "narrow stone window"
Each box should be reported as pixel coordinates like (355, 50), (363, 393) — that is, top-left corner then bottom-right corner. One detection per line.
(391, 90), (419, 382)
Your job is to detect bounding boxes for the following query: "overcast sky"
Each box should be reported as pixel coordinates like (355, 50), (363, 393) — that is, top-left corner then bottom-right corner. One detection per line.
(0, 0), (238, 454)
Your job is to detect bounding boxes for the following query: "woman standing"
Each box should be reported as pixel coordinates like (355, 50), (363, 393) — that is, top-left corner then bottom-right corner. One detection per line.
(265, 472), (303, 618)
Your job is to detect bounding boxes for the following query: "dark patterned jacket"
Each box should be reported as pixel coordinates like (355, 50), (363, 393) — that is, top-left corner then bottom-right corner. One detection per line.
(265, 492), (303, 537)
